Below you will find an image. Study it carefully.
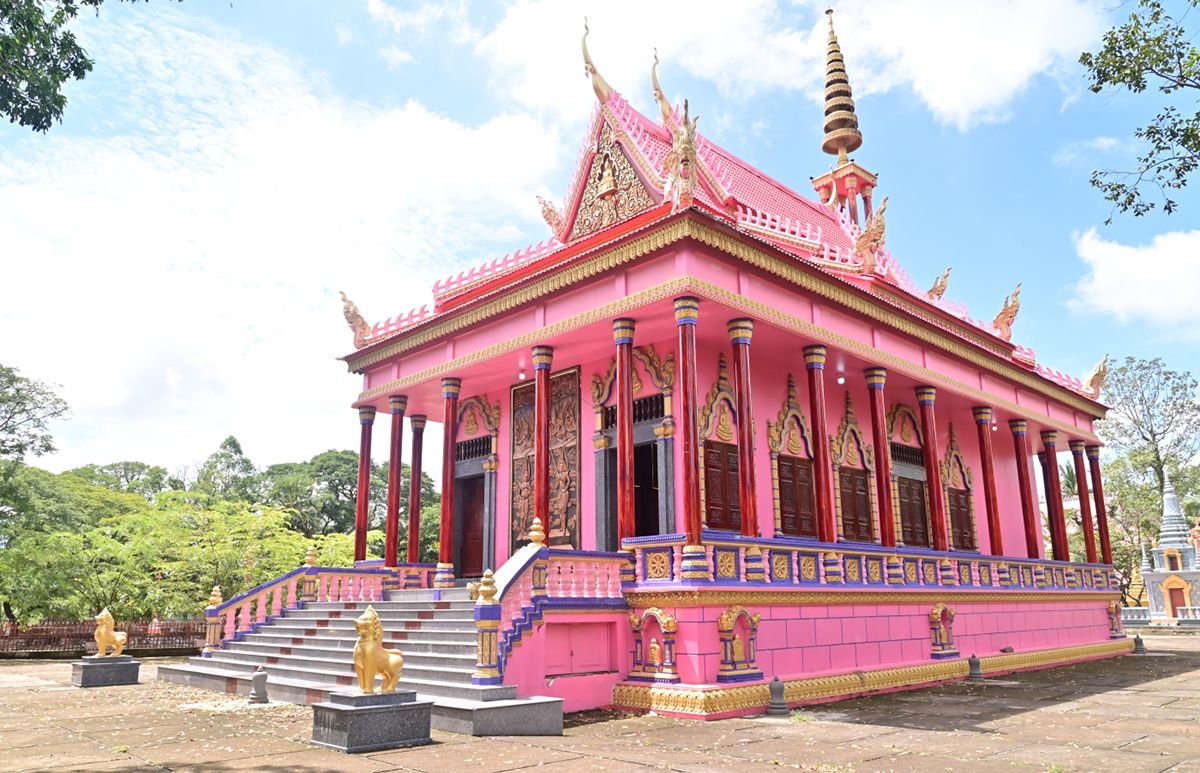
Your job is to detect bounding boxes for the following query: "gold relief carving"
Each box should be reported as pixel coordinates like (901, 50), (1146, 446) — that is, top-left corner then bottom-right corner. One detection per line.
(591, 357), (643, 409)
(568, 122), (656, 242)
(699, 354), (737, 441)
(886, 403), (923, 447)
(716, 551), (738, 579)
(510, 369), (581, 551)
(623, 588), (1119, 608)
(642, 607), (678, 634)
(351, 220), (1102, 423)
(868, 560), (882, 583)
(940, 424), (973, 490)
(646, 551), (671, 580)
(772, 553), (789, 580)
(905, 562), (918, 582)
(980, 565), (992, 585)
(611, 640), (1131, 716)
(992, 282), (1021, 342)
(845, 559), (861, 582)
(831, 392), (874, 470)
(922, 563), (936, 584)
(634, 345), (676, 391)
(715, 406), (735, 443)
(800, 555), (818, 581)
(853, 196), (887, 274)
(459, 395), (500, 435)
(767, 374), (813, 456)
(959, 563), (971, 584)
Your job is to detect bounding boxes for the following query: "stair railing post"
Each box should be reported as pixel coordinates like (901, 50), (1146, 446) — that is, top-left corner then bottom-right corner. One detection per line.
(300, 546), (318, 603)
(203, 586), (223, 656)
(471, 569), (503, 685)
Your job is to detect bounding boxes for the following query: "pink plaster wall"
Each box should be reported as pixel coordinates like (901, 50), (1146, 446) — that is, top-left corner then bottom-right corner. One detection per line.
(658, 598), (1112, 685)
(502, 612), (631, 711)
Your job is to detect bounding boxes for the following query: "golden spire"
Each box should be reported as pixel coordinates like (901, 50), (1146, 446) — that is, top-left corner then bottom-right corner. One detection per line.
(582, 19), (613, 103)
(821, 8), (863, 165)
(651, 49), (673, 127)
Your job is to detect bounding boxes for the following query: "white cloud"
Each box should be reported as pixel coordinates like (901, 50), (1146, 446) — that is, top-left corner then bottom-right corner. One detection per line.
(336, 25), (355, 45)
(1052, 135), (1122, 166)
(472, 0), (1107, 130)
(367, 0), (478, 43)
(380, 45), (415, 67)
(1071, 228), (1200, 331)
(0, 7), (559, 476)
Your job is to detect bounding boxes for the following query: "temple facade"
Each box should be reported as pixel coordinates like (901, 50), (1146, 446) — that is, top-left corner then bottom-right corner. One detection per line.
(180, 15), (1129, 721)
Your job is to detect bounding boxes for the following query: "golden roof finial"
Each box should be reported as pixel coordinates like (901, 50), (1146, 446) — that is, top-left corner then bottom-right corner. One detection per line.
(582, 19), (613, 103)
(821, 8), (863, 165)
(651, 48), (673, 127)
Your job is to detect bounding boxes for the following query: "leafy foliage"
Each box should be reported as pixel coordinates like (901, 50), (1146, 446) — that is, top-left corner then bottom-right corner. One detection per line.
(0, 363), (69, 461)
(1080, 0), (1200, 220)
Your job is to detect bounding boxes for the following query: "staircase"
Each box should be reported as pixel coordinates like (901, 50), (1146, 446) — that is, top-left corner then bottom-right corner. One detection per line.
(158, 587), (562, 736)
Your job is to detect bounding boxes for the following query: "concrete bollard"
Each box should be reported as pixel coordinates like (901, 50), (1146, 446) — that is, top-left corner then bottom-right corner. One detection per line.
(766, 676), (789, 717)
(967, 654), (984, 681)
(1133, 634), (1146, 655)
(249, 666), (269, 704)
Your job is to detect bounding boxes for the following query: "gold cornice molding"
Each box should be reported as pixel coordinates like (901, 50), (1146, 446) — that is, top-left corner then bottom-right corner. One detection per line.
(349, 215), (1100, 419)
(623, 588), (1119, 608)
(611, 639), (1132, 715)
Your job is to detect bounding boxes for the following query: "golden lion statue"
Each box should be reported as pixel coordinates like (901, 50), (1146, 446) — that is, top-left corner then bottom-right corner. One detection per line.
(353, 605), (404, 693)
(94, 608), (127, 657)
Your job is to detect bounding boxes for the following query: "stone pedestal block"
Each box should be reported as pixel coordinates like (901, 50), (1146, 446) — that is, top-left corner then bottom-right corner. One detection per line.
(71, 655), (141, 687)
(311, 690), (433, 754)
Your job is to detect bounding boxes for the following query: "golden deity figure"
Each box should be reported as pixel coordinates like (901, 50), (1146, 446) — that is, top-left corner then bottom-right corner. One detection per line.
(647, 637), (662, 669)
(731, 633), (745, 665)
(339, 291), (372, 350)
(1085, 354), (1110, 396)
(854, 197), (888, 274)
(353, 605), (404, 693)
(992, 282), (1021, 341)
(928, 266), (952, 299)
(93, 608), (127, 657)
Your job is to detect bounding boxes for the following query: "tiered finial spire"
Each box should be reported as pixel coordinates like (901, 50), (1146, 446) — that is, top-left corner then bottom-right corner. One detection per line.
(821, 9), (863, 165)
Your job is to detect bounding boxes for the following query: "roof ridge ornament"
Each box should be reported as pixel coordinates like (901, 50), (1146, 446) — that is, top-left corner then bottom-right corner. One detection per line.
(582, 19), (613, 104)
(928, 267), (952, 299)
(1084, 353), (1109, 397)
(821, 8), (864, 166)
(651, 48), (675, 129)
(992, 282), (1021, 342)
(340, 291), (371, 350)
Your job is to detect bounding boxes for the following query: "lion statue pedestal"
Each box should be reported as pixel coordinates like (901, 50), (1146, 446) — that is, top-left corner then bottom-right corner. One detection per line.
(310, 605), (433, 753)
(71, 608), (141, 688)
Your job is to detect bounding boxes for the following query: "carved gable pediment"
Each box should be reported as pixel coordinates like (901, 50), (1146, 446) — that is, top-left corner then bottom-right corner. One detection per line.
(566, 121), (657, 242)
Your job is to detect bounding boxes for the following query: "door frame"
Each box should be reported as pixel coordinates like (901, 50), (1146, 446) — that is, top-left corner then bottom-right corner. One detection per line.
(454, 456), (496, 575)
(595, 421), (674, 552)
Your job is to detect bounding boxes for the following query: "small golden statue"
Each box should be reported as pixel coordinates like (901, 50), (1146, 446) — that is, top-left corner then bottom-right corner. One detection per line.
(339, 291), (372, 350)
(1085, 353), (1109, 396)
(647, 637), (662, 669)
(992, 282), (1021, 341)
(928, 266), (952, 299)
(854, 197), (888, 274)
(353, 605), (404, 693)
(94, 609), (127, 657)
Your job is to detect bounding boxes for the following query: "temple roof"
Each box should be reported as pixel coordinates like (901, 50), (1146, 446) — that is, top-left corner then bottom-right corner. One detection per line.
(344, 27), (1102, 406)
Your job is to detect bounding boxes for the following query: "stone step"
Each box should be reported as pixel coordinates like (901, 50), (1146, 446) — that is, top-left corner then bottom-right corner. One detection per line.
(240, 629), (476, 649)
(385, 588), (473, 602)
(303, 599), (475, 613)
(187, 656), (515, 701)
(157, 662), (561, 736)
(211, 648), (478, 676)
(226, 638), (476, 659)
(282, 609), (476, 623)
(269, 617), (475, 631)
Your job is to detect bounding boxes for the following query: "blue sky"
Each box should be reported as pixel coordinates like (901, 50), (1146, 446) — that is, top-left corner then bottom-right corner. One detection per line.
(2, 0), (1197, 478)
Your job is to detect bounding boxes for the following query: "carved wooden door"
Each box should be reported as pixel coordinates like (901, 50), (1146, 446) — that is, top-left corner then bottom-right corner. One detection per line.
(1169, 588), (1187, 618)
(897, 477), (930, 547)
(704, 440), (740, 531)
(459, 476), (485, 577)
(838, 467), (873, 542)
(946, 488), (973, 550)
(778, 454), (817, 537)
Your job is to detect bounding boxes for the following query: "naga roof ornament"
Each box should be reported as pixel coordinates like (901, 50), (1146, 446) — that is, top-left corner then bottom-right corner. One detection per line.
(821, 8), (863, 165)
(340, 291), (371, 350)
(1084, 354), (1109, 397)
(853, 195), (887, 273)
(582, 20), (613, 103)
(928, 267), (952, 299)
(652, 51), (699, 213)
(992, 282), (1021, 342)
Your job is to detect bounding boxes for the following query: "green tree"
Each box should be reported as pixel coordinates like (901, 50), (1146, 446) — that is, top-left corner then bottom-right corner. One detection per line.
(1059, 463), (1078, 498)
(0, 363), (68, 462)
(194, 435), (259, 502)
(65, 460), (172, 501)
(1080, 0), (1200, 220)
(1098, 356), (1200, 498)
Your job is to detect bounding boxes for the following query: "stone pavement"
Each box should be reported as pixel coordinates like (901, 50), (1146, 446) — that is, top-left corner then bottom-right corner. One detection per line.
(1, 635), (1198, 772)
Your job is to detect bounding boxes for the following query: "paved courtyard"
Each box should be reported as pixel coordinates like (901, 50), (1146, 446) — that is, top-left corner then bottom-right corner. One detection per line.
(1, 634), (1198, 772)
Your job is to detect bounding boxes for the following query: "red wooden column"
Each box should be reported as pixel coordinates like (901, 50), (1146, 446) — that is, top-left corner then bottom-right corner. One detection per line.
(353, 405), (376, 563)
(972, 407), (1003, 556)
(613, 319), (636, 544)
(675, 297), (709, 580)
(1069, 440), (1098, 563)
(1009, 420), (1041, 558)
(915, 387), (949, 552)
(864, 368), (895, 547)
(1086, 445), (1114, 564)
(532, 346), (554, 536)
(384, 395), (407, 567)
(728, 318), (759, 537)
(804, 345), (836, 543)
(406, 415), (426, 564)
(434, 378), (461, 589)
(1041, 431), (1069, 561)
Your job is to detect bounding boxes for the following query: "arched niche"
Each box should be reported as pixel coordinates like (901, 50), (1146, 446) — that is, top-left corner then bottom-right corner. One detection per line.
(716, 606), (762, 682)
(830, 391), (876, 543)
(628, 607), (679, 683)
(767, 374), (817, 538)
